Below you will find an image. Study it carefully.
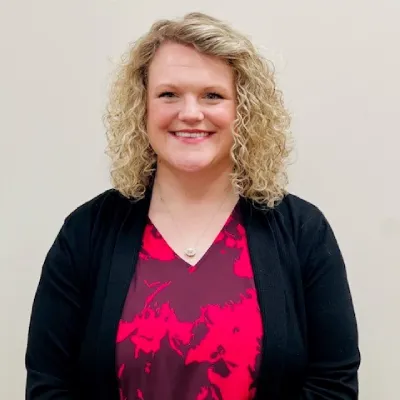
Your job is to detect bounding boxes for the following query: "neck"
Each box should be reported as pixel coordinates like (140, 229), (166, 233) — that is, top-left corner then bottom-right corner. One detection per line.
(153, 161), (235, 205)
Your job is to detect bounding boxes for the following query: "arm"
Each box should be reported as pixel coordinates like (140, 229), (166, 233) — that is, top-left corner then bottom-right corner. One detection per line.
(25, 212), (90, 399)
(300, 212), (360, 399)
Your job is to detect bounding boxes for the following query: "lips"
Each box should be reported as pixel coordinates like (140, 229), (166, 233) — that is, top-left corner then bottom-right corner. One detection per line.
(169, 129), (215, 139)
(173, 131), (210, 138)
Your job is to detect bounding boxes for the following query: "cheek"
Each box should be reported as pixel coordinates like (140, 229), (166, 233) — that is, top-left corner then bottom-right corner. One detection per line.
(147, 102), (176, 130)
(208, 104), (236, 130)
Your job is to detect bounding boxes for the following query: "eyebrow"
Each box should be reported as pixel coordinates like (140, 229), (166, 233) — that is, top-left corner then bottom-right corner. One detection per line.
(153, 83), (233, 94)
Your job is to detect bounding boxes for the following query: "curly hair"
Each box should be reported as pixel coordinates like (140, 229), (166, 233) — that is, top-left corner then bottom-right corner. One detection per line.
(104, 12), (292, 208)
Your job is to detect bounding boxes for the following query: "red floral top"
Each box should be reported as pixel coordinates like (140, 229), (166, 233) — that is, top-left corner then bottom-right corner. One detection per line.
(116, 207), (263, 400)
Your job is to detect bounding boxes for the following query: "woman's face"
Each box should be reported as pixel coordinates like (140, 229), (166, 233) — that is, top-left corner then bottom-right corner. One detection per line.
(146, 41), (236, 174)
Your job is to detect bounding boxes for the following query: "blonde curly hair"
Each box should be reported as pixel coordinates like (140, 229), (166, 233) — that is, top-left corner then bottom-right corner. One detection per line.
(104, 12), (292, 207)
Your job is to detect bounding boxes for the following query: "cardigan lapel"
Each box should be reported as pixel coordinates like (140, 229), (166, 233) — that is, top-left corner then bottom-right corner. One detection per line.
(95, 193), (151, 399)
(240, 198), (287, 399)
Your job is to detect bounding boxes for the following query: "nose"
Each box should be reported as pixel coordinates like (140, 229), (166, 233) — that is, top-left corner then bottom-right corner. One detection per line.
(178, 97), (204, 123)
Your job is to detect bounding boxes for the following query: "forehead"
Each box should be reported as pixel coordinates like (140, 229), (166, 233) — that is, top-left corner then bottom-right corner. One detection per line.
(147, 41), (234, 87)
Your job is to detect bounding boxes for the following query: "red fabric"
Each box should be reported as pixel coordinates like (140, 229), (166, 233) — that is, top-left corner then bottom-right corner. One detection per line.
(116, 207), (263, 400)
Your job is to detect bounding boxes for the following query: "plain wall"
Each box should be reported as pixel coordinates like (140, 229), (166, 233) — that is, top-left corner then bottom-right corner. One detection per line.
(1, 1), (399, 398)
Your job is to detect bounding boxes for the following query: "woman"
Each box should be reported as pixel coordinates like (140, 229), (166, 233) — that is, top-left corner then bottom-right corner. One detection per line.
(25, 12), (360, 400)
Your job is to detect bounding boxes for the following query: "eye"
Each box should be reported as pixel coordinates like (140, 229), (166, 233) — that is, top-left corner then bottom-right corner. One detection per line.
(205, 92), (223, 100)
(158, 91), (176, 98)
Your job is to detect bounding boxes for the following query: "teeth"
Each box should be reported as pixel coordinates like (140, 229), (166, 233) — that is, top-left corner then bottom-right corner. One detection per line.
(174, 132), (209, 138)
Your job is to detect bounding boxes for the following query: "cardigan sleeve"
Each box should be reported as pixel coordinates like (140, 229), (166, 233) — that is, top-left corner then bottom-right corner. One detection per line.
(25, 209), (91, 399)
(300, 211), (360, 399)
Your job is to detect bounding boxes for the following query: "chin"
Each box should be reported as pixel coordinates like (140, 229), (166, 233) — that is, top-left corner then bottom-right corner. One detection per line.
(171, 158), (216, 173)
(173, 163), (212, 173)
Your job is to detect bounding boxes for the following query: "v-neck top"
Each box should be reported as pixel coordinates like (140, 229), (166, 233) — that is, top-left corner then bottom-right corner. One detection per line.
(115, 207), (263, 400)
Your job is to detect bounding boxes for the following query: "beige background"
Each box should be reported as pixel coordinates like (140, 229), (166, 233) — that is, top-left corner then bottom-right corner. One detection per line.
(1, 1), (399, 398)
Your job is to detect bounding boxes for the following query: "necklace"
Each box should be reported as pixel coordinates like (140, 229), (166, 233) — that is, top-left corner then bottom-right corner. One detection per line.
(157, 183), (233, 258)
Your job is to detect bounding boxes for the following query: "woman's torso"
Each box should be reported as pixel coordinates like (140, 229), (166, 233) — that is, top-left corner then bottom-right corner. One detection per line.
(115, 207), (263, 400)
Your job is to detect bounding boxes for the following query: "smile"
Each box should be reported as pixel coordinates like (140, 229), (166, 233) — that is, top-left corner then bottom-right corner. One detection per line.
(172, 131), (211, 138)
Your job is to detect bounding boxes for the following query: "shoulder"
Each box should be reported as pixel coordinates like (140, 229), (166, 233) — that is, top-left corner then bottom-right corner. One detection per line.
(272, 192), (327, 235)
(268, 193), (336, 265)
(55, 189), (138, 255)
(63, 188), (131, 230)
(51, 189), (134, 270)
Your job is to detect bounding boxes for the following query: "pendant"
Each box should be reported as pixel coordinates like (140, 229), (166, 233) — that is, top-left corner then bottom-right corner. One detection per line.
(184, 247), (196, 258)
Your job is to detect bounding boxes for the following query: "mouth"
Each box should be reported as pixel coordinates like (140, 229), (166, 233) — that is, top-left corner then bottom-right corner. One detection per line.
(169, 131), (214, 142)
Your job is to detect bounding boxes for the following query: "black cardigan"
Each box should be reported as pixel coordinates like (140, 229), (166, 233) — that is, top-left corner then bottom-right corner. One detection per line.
(25, 189), (360, 399)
